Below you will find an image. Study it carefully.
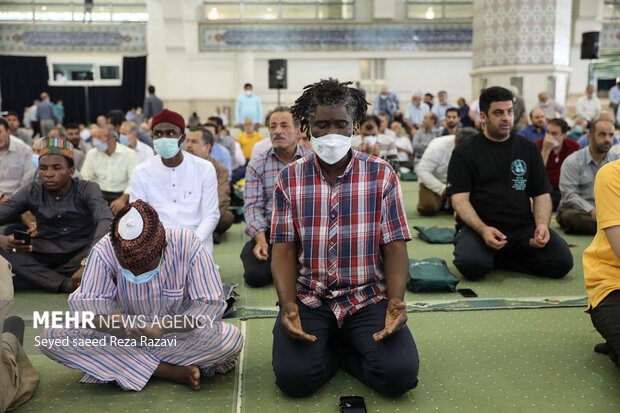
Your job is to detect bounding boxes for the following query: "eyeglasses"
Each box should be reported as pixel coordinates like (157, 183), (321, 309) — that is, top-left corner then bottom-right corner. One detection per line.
(153, 129), (181, 139)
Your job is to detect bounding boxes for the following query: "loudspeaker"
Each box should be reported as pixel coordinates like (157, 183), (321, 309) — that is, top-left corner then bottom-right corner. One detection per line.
(268, 59), (287, 89)
(581, 31), (600, 60)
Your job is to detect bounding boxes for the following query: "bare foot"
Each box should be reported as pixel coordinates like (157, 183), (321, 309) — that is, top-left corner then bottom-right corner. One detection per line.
(154, 362), (201, 390)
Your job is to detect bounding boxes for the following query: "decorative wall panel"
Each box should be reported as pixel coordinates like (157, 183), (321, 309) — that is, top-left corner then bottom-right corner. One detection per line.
(0, 24), (146, 52)
(199, 23), (472, 51)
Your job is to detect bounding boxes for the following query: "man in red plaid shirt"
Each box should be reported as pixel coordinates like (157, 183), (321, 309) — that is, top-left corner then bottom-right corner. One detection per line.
(270, 78), (419, 397)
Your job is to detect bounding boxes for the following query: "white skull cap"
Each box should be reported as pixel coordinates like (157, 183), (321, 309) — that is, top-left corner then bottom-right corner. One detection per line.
(117, 207), (144, 240)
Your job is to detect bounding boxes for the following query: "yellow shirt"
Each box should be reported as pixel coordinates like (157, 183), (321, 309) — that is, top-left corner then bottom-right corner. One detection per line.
(237, 131), (263, 160)
(584, 160), (620, 310)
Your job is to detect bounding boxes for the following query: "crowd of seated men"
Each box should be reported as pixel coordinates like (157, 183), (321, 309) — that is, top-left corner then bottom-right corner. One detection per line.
(1, 81), (620, 409)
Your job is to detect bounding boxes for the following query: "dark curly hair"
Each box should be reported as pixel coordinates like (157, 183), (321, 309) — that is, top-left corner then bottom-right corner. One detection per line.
(290, 78), (368, 134)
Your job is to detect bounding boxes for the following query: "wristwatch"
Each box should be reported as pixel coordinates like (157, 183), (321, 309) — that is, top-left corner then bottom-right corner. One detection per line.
(81, 257), (88, 267)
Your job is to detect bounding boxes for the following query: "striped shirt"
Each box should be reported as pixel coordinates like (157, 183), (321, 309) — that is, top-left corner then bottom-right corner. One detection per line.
(71, 227), (225, 321)
(271, 151), (411, 326)
(243, 145), (310, 238)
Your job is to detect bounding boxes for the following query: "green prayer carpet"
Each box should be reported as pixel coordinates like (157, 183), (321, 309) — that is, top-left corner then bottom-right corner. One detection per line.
(9, 181), (617, 412)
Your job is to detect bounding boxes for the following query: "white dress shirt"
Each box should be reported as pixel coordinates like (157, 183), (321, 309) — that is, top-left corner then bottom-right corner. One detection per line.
(576, 95), (601, 121)
(81, 144), (138, 194)
(134, 140), (155, 164)
(250, 138), (273, 161)
(415, 135), (455, 196)
(130, 151), (220, 256)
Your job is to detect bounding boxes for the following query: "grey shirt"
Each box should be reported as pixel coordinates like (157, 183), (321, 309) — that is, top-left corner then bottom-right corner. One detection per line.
(0, 136), (34, 196)
(558, 147), (619, 213)
(0, 178), (112, 256)
(143, 94), (163, 119)
(36, 100), (60, 124)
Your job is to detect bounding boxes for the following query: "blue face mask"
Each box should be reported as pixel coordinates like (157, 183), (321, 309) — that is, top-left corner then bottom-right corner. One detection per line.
(119, 134), (130, 146)
(154, 137), (181, 159)
(119, 256), (162, 284)
(93, 139), (108, 153)
(32, 154), (39, 168)
(574, 125), (583, 134)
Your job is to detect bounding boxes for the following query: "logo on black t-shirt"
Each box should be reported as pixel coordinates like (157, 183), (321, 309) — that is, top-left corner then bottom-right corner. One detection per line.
(511, 159), (527, 190)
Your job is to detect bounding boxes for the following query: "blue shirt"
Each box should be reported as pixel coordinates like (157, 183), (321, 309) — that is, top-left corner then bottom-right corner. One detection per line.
(36, 100), (60, 123)
(210, 142), (232, 179)
(578, 133), (619, 148)
(235, 94), (263, 125)
(404, 102), (430, 126)
(517, 125), (546, 142)
(373, 92), (401, 116)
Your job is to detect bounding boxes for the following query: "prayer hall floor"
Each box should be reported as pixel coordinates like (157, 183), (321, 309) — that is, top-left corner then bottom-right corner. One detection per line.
(8, 181), (620, 412)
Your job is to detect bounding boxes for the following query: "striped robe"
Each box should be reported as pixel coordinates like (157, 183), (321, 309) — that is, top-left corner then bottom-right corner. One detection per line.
(40, 227), (243, 391)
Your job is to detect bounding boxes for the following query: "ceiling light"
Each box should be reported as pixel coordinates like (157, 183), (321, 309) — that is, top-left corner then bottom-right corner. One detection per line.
(208, 7), (219, 20)
(425, 7), (435, 19)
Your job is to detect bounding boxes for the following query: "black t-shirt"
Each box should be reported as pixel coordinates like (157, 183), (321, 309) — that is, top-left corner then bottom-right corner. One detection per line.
(446, 132), (551, 232)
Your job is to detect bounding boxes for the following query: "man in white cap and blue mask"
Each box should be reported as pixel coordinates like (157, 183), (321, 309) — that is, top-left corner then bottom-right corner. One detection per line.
(130, 109), (219, 257)
(270, 78), (419, 397)
(40, 199), (243, 391)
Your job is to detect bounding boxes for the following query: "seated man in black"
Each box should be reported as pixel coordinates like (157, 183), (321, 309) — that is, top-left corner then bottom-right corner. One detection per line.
(0, 137), (112, 292)
(446, 86), (573, 280)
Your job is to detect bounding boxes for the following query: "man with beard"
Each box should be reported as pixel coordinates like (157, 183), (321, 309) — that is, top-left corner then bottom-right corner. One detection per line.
(557, 119), (618, 235)
(446, 86), (573, 281)
(0, 137), (112, 292)
(518, 108), (547, 141)
(441, 107), (460, 136)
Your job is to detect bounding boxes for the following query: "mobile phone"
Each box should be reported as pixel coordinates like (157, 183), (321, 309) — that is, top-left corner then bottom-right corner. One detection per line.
(339, 396), (367, 413)
(457, 288), (478, 298)
(13, 230), (31, 245)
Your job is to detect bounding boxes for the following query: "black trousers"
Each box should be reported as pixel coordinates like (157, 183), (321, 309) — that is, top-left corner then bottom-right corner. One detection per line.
(591, 290), (620, 368)
(453, 224), (573, 281)
(272, 298), (419, 398)
(0, 249), (80, 292)
(240, 234), (273, 287)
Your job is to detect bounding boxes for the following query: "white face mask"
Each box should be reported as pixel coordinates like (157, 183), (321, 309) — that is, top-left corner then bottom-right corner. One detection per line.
(363, 135), (377, 146)
(311, 133), (351, 165)
(245, 90), (252, 96)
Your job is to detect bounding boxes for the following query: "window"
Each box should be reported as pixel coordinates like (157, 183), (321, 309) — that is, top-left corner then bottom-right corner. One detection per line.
(0, 1), (147, 23)
(49, 62), (122, 86)
(204, 1), (355, 21)
(406, 1), (473, 21)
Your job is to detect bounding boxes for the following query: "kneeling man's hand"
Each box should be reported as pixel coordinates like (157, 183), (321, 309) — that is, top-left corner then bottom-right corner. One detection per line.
(373, 298), (407, 342)
(281, 303), (317, 343)
(529, 224), (550, 248)
(481, 226), (507, 250)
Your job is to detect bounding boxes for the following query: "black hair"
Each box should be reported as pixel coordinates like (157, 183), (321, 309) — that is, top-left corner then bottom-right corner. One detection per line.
(446, 107), (460, 116)
(189, 126), (214, 146)
(590, 119), (614, 136)
(0, 117), (8, 131)
(479, 86), (513, 115)
(361, 115), (381, 129)
(148, 85), (155, 94)
(65, 123), (79, 131)
(207, 116), (223, 130)
(6, 111), (19, 119)
(547, 118), (569, 134)
(244, 83), (252, 89)
(203, 122), (219, 132)
(107, 109), (125, 127)
(290, 78), (368, 134)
